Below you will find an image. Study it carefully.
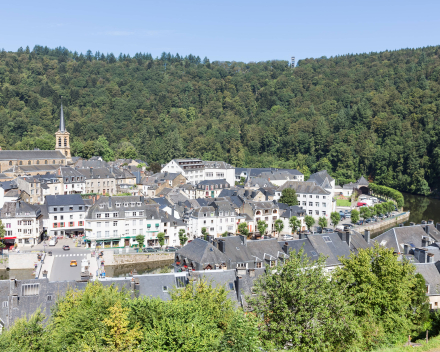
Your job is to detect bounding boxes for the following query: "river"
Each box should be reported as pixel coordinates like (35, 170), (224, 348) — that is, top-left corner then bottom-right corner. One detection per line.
(402, 192), (440, 225)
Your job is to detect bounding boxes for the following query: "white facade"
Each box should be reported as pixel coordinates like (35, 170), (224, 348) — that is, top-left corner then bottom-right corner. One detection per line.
(48, 209), (86, 237)
(161, 159), (204, 185)
(204, 164), (235, 187)
(186, 207), (237, 239)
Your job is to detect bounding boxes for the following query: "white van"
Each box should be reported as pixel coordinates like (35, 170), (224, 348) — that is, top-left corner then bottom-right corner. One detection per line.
(49, 238), (58, 246)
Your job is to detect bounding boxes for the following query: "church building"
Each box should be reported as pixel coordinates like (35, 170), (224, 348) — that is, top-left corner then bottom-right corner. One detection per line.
(0, 102), (71, 175)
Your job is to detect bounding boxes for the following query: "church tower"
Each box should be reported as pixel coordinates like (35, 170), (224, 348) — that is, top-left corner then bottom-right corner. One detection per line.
(55, 99), (71, 160)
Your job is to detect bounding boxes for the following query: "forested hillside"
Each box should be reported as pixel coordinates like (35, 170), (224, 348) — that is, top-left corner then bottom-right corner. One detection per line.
(1, 45), (440, 195)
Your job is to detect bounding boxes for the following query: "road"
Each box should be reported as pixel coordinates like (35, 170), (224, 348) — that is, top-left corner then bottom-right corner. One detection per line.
(45, 239), (89, 281)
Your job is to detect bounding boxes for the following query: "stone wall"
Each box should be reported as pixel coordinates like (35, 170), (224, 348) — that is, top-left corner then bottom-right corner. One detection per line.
(357, 212), (410, 234)
(102, 251), (174, 266)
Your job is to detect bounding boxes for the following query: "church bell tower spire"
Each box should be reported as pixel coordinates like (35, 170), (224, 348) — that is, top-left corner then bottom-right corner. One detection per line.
(55, 97), (71, 161)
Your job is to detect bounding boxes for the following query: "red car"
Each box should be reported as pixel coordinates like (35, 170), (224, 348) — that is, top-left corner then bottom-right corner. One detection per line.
(357, 202), (367, 207)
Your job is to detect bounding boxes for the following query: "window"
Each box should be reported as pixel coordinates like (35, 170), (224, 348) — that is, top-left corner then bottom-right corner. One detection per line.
(303, 195), (306, 198)
(113, 221), (118, 226)
(54, 208), (57, 212)
(315, 202), (319, 207)
(132, 229), (136, 235)
(322, 211), (326, 216)
(322, 203), (326, 207)
(96, 214), (101, 218)
(28, 160), (32, 165)
(54, 216), (57, 221)
(323, 196), (326, 200)
(113, 212), (118, 217)
(270, 261), (276, 268)
(162, 286), (168, 292)
(70, 215), (73, 219)
(60, 216), (64, 220)
(113, 230), (118, 236)
(175, 276), (186, 288)
(69, 206), (73, 211)
(132, 212), (136, 216)
(311, 251), (318, 256)
(237, 263), (246, 268)
(323, 236), (332, 242)
(97, 231), (101, 238)
(2, 301), (8, 308)
(316, 195), (319, 199)
(302, 201), (306, 206)
(308, 210), (312, 215)
(105, 231), (110, 238)
(315, 210), (319, 215)
(69, 222), (74, 227)
(60, 207), (63, 212)
(47, 295), (53, 301)
(256, 262), (262, 268)
(97, 222), (101, 228)
(309, 195), (312, 198)
(309, 202), (313, 206)
(228, 282), (234, 290)
(22, 283), (40, 296)
(105, 222), (109, 228)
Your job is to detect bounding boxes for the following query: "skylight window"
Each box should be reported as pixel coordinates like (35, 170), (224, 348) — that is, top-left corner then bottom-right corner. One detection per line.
(311, 251), (318, 256)
(323, 236), (332, 242)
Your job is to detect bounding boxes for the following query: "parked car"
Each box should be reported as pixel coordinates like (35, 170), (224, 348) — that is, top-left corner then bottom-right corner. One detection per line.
(165, 246), (178, 252)
(357, 202), (367, 207)
(365, 218), (372, 223)
(356, 220), (364, 225)
(344, 224), (354, 229)
(339, 211), (345, 216)
(70, 260), (77, 267)
(282, 235), (294, 241)
(63, 245), (70, 250)
(142, 248), (157, 253)
(345, 213), (351, 218)
(322, 228), (333, 233)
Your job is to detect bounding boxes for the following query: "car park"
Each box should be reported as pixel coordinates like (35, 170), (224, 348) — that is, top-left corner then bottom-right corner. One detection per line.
(70, 260), (77, 267)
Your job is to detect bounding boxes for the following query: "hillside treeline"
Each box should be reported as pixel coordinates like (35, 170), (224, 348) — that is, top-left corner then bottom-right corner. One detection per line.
(1, 45), (440, 194)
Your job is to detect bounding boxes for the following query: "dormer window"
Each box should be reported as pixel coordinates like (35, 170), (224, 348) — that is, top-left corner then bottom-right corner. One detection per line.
(137, 202), (142, 206)
(99, 205), (104, 209)
(131, 202), (135, 207)
(116, 203), (120, 207)
(124, 203), (129, 207)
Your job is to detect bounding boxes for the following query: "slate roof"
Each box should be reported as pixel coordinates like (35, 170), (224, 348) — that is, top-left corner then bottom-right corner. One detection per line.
(415, 263), (440, 295)
(196, 179), (229, 187)
(307, 170), (334, 186)
(373, 225), (440, 253)
(0, 201), (41, 218)
(176, 238), (229, 265)
(86, 196), (159, 220)
(277, 181), (330, 195)
(135, 273), (181, 300)
(281, 233), (351, 267)
(280, 205), (306, 218)
(45, 194), (85, 207)
(3, 165), (61, 173)
(77, 167), (114, 179)
(203, 161), (234, 169)
(0, 150), (66, 161)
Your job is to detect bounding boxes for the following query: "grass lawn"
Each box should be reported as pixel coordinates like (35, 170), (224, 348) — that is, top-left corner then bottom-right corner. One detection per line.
(374, 334), (440, 352)
(336, 199), (351, 207)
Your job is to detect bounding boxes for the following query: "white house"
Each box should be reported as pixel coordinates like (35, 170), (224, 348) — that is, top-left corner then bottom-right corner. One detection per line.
(45, 194), (87, 238)
(0, 201), (43, 247)
(203, 161), (235, 187)
(275, 181), (334, 221)
(57, 167), (86, 195)
(161, 159), (205, 185)
(185, 200), (237, 239)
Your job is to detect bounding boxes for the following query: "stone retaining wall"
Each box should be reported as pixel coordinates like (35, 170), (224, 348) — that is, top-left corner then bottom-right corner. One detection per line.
(102, 251), (174, 266)
(356, 212), (410, 233)
(8, 253), (40, 269)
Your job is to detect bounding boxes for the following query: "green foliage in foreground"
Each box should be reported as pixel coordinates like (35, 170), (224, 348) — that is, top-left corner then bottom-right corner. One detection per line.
(1, 46), (440, 195)
(0, 246), (431, 352)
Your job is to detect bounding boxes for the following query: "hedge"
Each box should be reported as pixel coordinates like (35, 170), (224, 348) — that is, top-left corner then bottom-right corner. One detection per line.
(369, 183), (404, 208)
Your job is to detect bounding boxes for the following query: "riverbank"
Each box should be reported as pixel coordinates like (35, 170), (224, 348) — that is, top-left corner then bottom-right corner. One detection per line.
(356, 212), (410, 234)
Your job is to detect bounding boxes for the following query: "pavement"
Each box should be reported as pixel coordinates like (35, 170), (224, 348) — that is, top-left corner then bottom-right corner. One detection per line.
(40, 238), (90, 281)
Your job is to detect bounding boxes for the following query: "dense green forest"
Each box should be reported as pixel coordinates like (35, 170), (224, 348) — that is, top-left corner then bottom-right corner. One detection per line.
(1, 45), (440, 195)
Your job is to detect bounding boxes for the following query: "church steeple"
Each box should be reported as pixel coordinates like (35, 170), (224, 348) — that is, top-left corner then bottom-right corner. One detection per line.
(55, 98), (71, 161)
(59, 98), (65, 132)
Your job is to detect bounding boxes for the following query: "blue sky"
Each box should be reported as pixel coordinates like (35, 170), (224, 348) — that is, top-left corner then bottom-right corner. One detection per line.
(1, 0), (439, 63)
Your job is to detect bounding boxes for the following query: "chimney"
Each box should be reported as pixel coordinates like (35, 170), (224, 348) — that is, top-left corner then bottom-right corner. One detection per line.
(421, 220), (427, 224)
(437, 223), (440, 232)
(364, 230), (370, 244)
(338, 231), (344, 242)
(238, 234), (247, 246)
(428, 219), (434, 225)
(236, 276), (242, 301)
(427, 253), (434, 263)
(218, 239), (225, 253)
(404, 244), (409, 255)
(425, 225), (430, 236)
(423, 249), (428, 263)
(422, 235), (431, 247)
(410, 222), (415, 226)
(283, 241), (289, 254)
(345, 231), (351, 247)
(414, 248), (421, 262)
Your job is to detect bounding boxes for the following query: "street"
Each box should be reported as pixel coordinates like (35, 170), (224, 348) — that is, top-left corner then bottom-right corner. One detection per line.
(44, 239), (89, 281)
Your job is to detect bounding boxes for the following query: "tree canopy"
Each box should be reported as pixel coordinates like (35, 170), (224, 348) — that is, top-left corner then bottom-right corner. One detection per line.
(1, 45), (440, 194)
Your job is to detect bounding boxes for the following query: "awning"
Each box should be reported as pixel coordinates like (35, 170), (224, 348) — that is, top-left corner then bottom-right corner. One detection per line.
(3, 237), (16, 240)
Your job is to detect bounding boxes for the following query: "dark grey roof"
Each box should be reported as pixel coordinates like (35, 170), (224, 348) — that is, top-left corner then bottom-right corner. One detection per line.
(45, 194), (85, 207)
(373, 225), (440, 253)
(307, 170), (334, 186)
(3, 165), (61, 173)
(77, 167), (114, 179)
(0, 150), (66, 161)
(415, 263), (440, 295)
(196, 179), (229, 187)
(277, 181), (330, 195)
(135, 273), (178, 300)
(86, 196), (159, 220)
(176, 238), (229, 265)
(152, 197), (173, 208)
(203, 161), (234, 169)
(0, 201), (41, 218)
(280, 205), (306, 219)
